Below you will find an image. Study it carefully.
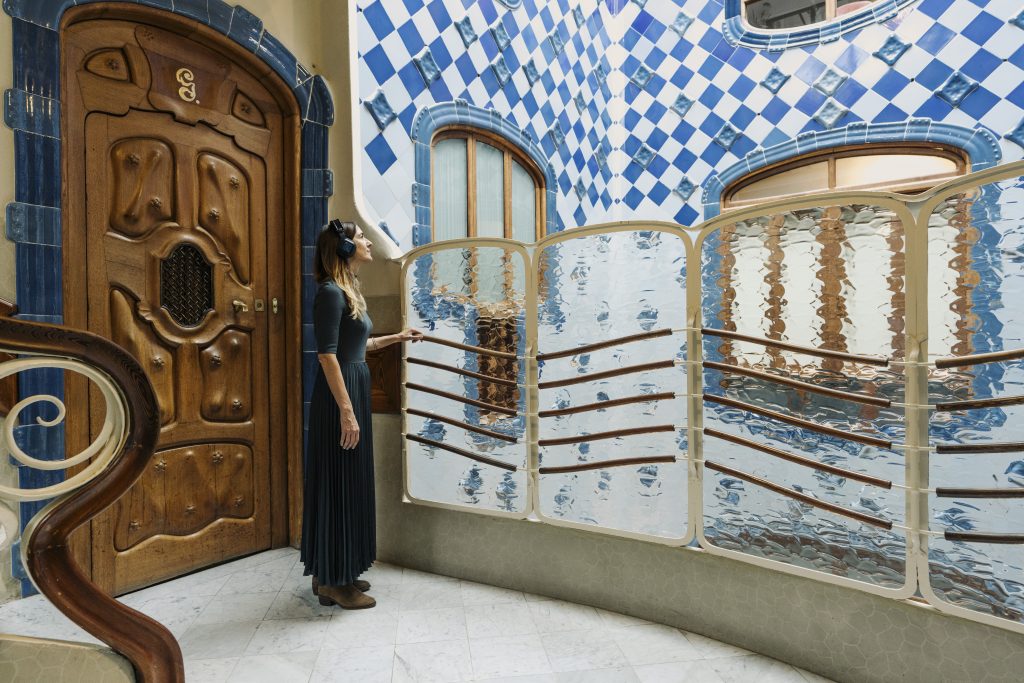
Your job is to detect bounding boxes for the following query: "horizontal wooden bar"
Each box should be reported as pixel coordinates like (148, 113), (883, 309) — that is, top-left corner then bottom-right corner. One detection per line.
(935, 395), (1024, 412)
(944, 531), (1024, 544)
(935, 347), (1024, 369)
(406, 407), (518, 443)
(540, 455), (677, 475)
(407, 356), (518, 388)
(405, 434), (517, 471)
(703, 428), (892, 489)
(539, 424), (675, 447)
(935, 442), (1024, 454)
(703, 361), (891, 408)
(935, 487), (1024, 499)
(538, 328), (674, 361)
(539, 392), (677, 418)
(538, 360), (676, 389)
(406, 382), (518, 416)
(704, 393), (893, 450)
(704, 460), (893, 530)
(421, 334), (517, 359)
(702, 327), (889, 367)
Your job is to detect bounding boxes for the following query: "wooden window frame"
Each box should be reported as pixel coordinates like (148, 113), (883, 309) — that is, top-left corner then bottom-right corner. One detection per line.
(431, 126), (546, 242)
(723, 143), (969, 209)
(743, 0), (877, 29)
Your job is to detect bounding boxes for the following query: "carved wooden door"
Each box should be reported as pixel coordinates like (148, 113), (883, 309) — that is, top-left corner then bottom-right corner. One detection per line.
(63, 16), (294, 594)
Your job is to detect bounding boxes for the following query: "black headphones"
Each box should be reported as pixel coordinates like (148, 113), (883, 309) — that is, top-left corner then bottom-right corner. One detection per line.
(328, 219), (357, 260)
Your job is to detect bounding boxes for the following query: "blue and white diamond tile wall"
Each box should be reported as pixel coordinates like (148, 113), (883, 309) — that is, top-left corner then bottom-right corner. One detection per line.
(359, 0), (1024, 248)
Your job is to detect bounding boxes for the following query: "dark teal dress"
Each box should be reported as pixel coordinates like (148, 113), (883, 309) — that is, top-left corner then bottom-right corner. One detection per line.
(300, 280), (376, 587)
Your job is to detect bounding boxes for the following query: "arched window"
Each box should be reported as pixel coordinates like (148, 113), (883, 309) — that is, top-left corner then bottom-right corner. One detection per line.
(723, 143), (968, 208)
(745, 0), (879, 30)
(431, 127), (545, 243)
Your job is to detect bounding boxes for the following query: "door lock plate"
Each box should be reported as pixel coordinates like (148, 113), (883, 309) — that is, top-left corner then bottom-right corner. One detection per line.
(254, 299), (265, 312)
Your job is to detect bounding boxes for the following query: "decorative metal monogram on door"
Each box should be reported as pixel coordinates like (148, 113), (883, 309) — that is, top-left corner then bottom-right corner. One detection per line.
(175, 67), (197, 103)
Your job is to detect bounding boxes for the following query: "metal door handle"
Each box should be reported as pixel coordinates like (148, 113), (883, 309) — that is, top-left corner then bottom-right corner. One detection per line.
(272, 297), (279, 314)
(232, 299), (249, 313)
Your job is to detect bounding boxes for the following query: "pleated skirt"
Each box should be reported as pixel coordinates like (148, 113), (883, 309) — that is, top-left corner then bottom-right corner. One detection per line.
(300, 361), (376, 587)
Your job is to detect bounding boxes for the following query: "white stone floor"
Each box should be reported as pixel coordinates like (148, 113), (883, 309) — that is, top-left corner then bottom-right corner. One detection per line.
(0, 548), (834, 682)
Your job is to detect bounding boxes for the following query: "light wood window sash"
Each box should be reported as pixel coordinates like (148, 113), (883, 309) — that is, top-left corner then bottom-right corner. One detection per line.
(432, 127), (546, 241)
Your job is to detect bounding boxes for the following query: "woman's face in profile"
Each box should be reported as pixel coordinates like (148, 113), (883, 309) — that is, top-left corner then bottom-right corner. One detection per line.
(353, 226), (373, 263)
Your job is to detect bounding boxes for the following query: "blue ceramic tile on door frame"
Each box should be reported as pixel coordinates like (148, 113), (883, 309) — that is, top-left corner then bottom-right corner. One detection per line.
(11, 19), (60, 100)
(5, 89), (60, 138)
(14, 131), (61, 207)
(6, 202), (61, 246)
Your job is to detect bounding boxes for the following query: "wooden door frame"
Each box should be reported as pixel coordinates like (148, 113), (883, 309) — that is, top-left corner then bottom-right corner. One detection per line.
(60, 3), (303, 579)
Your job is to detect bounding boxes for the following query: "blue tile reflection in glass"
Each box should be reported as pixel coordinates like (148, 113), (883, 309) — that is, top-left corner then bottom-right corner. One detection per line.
(937, 71), (979, 107)
(814, 68), (847, 97)
(549, 31), (565, 55)
(814, 99), (849, 128)
(1007, 118), (1024, 150)
(524, 60), (540, 85)
(492, 23), (511, 51)
(633, 144), (654, 169)
(671, 12), (693, 37)
(573, 6), (585, 28)
(492, 56), (512, 85)
(631, 65), (653, 89)
(414, 49), (441, 86)
(364, 90), (397, 129)
(671, 94), (693, 117)
(456, 16), (477, 46)
(674, 177), (696, 201)
(760, 67), (789, 94)
(714, 123), (739, 151)
(873, 34), (911, 66)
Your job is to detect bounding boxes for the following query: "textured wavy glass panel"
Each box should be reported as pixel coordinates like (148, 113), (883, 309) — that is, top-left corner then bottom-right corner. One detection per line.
(405, 245), (529, 513)
(926, 175), (1024, 623)
(701, 206), (908, 588)
(536, 230), (688, 539)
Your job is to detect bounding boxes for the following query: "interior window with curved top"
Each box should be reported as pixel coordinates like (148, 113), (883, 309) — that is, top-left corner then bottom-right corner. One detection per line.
(745, 0), (878, 29)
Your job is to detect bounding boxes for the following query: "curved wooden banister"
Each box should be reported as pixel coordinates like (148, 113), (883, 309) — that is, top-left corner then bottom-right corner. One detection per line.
(0, 317), (183, 683)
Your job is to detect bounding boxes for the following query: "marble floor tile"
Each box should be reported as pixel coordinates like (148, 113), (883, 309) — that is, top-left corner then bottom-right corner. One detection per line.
(461, 581), (527, 607)
(611, 624), (702, 666)
(527, 600), (603, 634)
(634, 660), (729, 683)
(595, 608), (654, 629)
(400, 579), (465, 611)
(402, 567), (459, 585)
(193, 592), (277, 625)
(556, 668), (640, 682)
(323, 609), (399, 649)
(682, 632), (753, 660)
(541, 629), (630, 673)
(708, 655), (810, 683)
(183, 657), (239, 683)
(123, 594), (210, 638)
(363, 561), (406, 586)
(465, 602), (537, 639)
(265, 587), (337, 620)
(227, 651), (318, 683)
(397, 606), (467, 644)
(244, 617), (330, 655)
(469, 633), (553, 679)
(393, 638), (474, 682)
(218, 564), (294, 595)
(178, 620), (261, 660)
(311, 645), (394, 683)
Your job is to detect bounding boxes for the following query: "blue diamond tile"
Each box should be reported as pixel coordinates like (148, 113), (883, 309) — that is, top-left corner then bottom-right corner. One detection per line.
(524, 59), (540, 85)
(456, 16), (477, 46)
(492, 23), (511, 51)
(813, 68), (847, 97)
(573, 6), (585, 27)
(492, 56), (511, 85)
(937, 71), (978, 107)
(549, 31), (565, 55)
(414, 49), (441, 86)
(633, 144), (654, 169)
(672, 94), (693, 117)
(631, 65), (653, 89)
(1011, 10), (1024, 31)
(714, 123), (739, 150)
(674, 177), (696, 201)
(671, 12), (694, 37)
(874, 34), (910, 66)
(364, 90), (396, 130)
(1007, 118), (1024, 150)
(760, 67), (789, 94)
(814, 99), (848, 128)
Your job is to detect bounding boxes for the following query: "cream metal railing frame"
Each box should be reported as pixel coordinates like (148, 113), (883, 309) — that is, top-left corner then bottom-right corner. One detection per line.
(399, 160), (1024, 635)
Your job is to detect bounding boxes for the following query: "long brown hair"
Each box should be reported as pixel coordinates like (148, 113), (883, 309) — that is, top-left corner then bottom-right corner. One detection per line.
(314, 221), (366, 320)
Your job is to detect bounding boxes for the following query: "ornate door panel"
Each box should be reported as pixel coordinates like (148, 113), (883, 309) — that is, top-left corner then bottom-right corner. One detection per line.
(63, 14), (292, 594)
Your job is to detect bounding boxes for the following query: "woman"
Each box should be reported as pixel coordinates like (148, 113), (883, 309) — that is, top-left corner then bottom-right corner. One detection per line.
(301, 219), (421, 609)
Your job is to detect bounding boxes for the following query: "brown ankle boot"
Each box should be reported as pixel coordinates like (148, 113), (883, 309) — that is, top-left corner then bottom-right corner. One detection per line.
(318, 583), (376, 609)
(313, 576), (371, 595)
